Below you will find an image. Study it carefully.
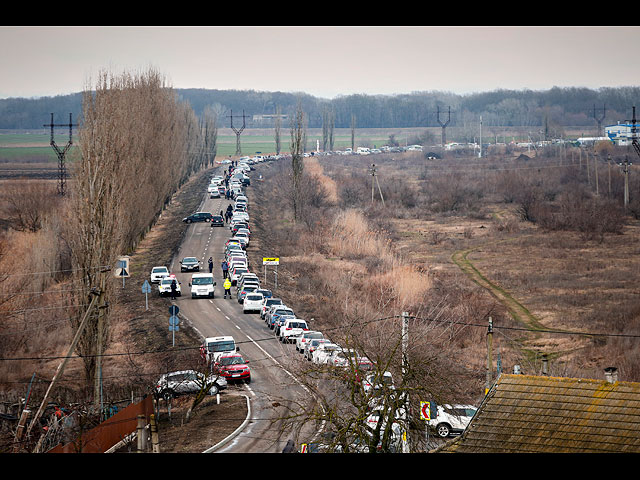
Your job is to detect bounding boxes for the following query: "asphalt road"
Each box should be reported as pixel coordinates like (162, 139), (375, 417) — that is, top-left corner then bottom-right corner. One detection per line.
(167, 178), (316, 453)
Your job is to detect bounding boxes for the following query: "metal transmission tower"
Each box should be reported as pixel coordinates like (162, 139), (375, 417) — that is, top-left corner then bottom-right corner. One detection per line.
(437, 106), (451, 146)
(44, 113), (77, 196)
(593, 104), (606, 136)
(629, 106), (640, 159)
(227, 110), (249, 155)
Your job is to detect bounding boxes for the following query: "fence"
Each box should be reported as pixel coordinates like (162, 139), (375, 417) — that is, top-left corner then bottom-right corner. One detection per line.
(47, 395), (154, 453)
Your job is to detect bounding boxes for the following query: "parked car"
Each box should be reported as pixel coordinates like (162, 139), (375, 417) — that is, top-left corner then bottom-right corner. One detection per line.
(243, 292), (264, 313)
(362, 371), (394, 394)
(311, 343), (341, 365)
(158, 275), (181, 297)
(150, 265), (169, 284)
(230, 266), (249, 285)
(210, 189), (221, 199)
(274, 315), (297, 337)
(428, 405), (477, 438)
(261, 298), (282, 319)
(256, 288), (272, 300)
(182, 212), (213, 223)
(279, 318), (308, 342)
(213, 353), (251, 383)
(154, 369), (227, 399)
(296, 330), (324, 353)
(180, 256), (200, 272)
(189, 272), (216, 298)
(237, 285), (259, 304)
(267, 306), (295, 329)
(200, 336), (239, 364)
(210, 215), (224, 226)
(304, 338), (330, 361)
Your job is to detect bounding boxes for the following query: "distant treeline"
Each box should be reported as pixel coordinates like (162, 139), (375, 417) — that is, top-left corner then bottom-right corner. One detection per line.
(2, 86), (639, 130)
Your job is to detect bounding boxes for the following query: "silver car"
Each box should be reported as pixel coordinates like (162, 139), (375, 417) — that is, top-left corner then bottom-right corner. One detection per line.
(154, 369), (227, 399)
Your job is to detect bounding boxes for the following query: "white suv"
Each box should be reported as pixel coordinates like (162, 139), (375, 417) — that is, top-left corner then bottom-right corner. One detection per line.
(243, 292), (264, 314)
(428, 404), (477, 438)
(278, 319), (309, 343)
(150, 266), (169, 284)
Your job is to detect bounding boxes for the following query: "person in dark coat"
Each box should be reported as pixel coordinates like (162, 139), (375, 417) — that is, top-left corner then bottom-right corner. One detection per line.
(208, 257), (213, 273)
(170, 278), (178, 300)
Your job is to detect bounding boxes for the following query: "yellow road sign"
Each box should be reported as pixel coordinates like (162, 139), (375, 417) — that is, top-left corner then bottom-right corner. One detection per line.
(420, 401), (431, 421)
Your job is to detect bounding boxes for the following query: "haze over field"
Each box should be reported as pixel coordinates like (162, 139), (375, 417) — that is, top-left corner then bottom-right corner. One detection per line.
(1, 26), (639, 99)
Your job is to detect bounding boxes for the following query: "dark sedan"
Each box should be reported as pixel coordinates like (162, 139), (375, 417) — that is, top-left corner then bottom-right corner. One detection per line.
(182, 212), (213, 223)
(210, 215), (224, 227)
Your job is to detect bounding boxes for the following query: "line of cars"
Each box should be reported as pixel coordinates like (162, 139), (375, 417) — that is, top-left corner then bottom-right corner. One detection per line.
(154, 166), (256, 400)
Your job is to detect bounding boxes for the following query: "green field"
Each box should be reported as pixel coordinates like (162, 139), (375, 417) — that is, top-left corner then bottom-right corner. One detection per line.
(0, 129), (405, 162)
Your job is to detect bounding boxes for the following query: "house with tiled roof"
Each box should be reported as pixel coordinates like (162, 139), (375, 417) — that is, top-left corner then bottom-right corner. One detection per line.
(435, 370), (640, 453)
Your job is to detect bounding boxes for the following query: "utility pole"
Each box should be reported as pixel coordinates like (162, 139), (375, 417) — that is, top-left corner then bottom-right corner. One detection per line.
(94, 267), (110, 416)
(369, 164), (385, 206)
(43, 113), (77, 196)
(25, 288), (101, 440)
(227, 110), (248, 156)
(436, 106), (451, 147)
(485, 317), (493, 395)
(593, 104), (606, 136)
(620, 156), (631, 208)
(401, 312), (409, 453)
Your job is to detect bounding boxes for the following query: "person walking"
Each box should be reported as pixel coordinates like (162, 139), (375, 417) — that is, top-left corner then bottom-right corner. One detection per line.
(223, 277), (232, 299)
(221, 260), (229, 279)
(208, 257), (213, 273)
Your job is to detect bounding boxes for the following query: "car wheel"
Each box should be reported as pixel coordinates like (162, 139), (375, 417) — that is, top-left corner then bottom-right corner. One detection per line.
(186, 219), (192, 224)
(162, 389), (175, 400)
(436, 423), (451, 438)
(209, 384), (219, 395)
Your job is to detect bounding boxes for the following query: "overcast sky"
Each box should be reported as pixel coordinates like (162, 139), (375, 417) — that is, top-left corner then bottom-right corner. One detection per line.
(1, 26), (639, 99)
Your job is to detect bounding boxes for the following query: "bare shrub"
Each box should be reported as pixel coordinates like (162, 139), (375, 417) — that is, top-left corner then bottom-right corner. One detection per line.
(0, 180), (60, 232)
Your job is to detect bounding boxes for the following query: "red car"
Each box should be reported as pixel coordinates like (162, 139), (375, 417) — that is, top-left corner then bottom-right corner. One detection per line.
(214, 353), (251, 383)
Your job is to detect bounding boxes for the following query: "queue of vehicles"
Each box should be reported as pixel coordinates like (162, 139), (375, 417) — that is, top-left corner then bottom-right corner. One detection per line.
(153, 158), (477, 443)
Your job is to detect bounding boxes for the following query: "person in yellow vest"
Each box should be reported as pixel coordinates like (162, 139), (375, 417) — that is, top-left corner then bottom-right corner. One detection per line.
(223, 277), (232, 299)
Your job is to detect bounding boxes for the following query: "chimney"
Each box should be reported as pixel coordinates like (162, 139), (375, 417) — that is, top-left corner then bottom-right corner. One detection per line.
(604, 367), (618, 383)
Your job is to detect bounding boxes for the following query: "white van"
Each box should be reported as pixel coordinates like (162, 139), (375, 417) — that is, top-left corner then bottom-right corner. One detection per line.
(189, 272), (216, 298)
(200, 336), (238, 364)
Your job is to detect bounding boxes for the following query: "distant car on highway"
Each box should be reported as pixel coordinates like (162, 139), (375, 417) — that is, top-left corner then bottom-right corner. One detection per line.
(200, 336), (239, 364)
(214, 353), (251, 383)
(182, 212), (213, 223)
(210, 215), (224, 227)
(243, 292), (264, 313)
(150, 266), (169, 284)
(180, 256), (200, 272)
(189, 272), (216, 298)
(154, 369), (227, 399)
(158, 275), (181, 297)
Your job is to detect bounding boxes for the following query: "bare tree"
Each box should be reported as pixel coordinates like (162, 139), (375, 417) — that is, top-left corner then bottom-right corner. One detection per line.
(289, 100), (306, 222)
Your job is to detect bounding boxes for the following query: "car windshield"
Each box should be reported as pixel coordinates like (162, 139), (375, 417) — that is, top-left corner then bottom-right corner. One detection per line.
(290, 322), (307, 328)
(153, 267), (168, 273)
(220, 356), (245, 366)
(183, 257), (197, 263)
(266, 299), (282, 306)
(161, 278), (176, 285)
(192, 277), (213, 285)
(246, 295), (263, 301)
(207, 341), (236, 352)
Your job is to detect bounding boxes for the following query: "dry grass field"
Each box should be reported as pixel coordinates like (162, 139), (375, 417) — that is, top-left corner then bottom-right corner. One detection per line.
(250, 147), (640, 397)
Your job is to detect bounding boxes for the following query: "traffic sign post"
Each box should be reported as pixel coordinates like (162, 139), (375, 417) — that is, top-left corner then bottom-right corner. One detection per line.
(169, 314), (180, 346)
(420, 401), (431, 445)
(262, 257), (279, 288)
(115, 256), (131, 288)
(141, 280), (151, 310)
